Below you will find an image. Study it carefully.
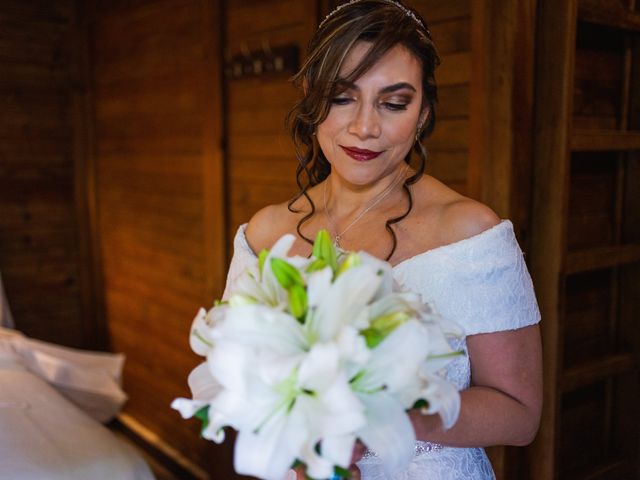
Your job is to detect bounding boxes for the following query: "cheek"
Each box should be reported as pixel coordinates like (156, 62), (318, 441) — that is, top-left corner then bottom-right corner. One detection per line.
(392, 109), (422, 141)
(316, 113), (341, 158)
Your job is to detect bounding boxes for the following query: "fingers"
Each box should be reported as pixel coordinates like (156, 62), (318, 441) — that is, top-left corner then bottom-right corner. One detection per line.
(350, 440), (366, 464)
(349, 465), (362, 480)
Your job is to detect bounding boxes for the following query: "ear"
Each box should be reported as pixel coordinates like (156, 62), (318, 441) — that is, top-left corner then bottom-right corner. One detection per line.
(418, 106), (430, 131)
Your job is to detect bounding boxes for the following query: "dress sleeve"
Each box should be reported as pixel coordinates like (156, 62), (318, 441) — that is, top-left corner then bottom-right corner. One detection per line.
(222, 224), (258, 301)
(445, 222), (541, 336)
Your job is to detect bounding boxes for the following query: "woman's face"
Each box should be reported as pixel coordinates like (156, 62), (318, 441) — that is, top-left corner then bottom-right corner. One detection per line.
(316, 41), (426, 187)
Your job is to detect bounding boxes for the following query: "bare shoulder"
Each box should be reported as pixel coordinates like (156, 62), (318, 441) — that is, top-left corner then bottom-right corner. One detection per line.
(440, 197), (501, 244)
(412, 176), (500, 246)
(245, 202), (294, 253)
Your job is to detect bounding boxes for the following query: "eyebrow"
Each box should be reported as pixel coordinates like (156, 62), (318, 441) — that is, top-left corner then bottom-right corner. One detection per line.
(336, 80), (417, 94)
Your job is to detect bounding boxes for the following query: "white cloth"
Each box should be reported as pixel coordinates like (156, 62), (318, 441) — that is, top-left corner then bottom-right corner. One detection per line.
(0, 273), (14, 328)
(0, 328), (127, 423)
(225, 220), (540, 480)
(0, 360), (154, 480)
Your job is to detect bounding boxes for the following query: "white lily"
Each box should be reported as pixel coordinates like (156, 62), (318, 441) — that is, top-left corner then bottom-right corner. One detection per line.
(350, 319), (462, 475)
(173, 230), (466, 480)
(230, 234), (311, 309)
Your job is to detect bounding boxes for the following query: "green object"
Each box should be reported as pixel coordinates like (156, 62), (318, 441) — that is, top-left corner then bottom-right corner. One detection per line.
(271, 258), (305, 289)
(312, 230), (338, 273)
(289, 284), (308, 321)
(195, 405), (210, 435)
(258, 249), (269, 275)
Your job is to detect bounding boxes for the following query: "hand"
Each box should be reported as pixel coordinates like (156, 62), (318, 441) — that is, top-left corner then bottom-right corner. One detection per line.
(289, 465), (361, 480)
(288, 441), (365, 480)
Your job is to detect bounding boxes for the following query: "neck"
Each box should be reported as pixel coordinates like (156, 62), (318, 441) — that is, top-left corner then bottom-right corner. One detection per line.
(325, 164), (409, 217)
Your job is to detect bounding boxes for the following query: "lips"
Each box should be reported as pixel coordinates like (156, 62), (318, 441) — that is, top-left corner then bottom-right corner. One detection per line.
(340, 145), (383, 161)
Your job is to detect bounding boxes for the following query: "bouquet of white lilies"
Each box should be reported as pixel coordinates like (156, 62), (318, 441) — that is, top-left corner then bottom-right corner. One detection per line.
(172, 230), (464, 480)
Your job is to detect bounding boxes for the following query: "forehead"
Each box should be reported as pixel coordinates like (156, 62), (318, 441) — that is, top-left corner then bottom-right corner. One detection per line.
(339, 41), (422, 87)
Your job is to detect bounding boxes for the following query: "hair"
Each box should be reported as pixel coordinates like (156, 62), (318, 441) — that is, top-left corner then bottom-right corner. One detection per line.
(286, 0), (440, 260)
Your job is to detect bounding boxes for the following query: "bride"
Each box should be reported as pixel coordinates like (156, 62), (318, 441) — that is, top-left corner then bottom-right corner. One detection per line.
(224, 1), (543, 478)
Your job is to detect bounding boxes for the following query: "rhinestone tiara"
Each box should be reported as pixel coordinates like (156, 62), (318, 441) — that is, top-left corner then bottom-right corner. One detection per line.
(318, 0), (428, 33)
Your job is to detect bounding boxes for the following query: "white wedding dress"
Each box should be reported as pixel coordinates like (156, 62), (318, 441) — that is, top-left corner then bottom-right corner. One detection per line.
(224, 220), (540, 480)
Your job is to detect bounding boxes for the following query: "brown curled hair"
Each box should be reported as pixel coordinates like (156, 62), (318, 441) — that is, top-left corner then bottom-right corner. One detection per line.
(286, 0), (440, 260)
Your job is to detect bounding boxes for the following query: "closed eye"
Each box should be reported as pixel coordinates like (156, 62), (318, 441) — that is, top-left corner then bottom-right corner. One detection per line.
(383, 102), (408, 111)
(331, 97), (352, 106)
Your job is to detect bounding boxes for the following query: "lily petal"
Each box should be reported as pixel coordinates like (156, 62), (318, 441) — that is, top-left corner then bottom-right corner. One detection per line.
(357, 391), (415, 477)
(311, 265), (382, 341)
(234, 405), (307, 480)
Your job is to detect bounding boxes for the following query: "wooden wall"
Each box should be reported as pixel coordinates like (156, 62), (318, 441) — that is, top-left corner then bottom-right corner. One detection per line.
(0, 0), (96, 347)
(85, 0), (226, 475)
(408, 0), (471, 195)
(225, 0), (318, 245)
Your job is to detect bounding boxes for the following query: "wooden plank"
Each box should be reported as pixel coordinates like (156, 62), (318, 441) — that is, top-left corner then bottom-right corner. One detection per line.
(95, 112), (202, 141)
(528, 0), (578, 478)
(228, 78), (300, 110)
(429, 17), (470, 54)
(437, 51), (470, 85)
(426, 150), (468, 182)
(573, 45), (624, 122)
(229, 156), (298, 186)
(409, 0), (470, 23)
(0, 0), (73, 21)
(571, 130), (640, 151)
(97, 168), (203, 198)
(228, 132), (295, 158)
(228, 106), (295, 135)
(425, 118), (469, 149)
(565, 243), (640, 273)
(437, 84), (469, 118)
(578, 0), (640, 31)
(227, 0), (308, 40)
(561, 352), (638, 392)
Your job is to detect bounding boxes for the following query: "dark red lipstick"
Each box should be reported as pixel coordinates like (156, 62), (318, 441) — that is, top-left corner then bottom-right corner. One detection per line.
(340, 146), (383, 162)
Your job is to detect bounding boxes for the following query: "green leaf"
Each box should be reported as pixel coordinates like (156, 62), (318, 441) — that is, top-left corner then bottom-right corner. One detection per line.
(412, 398), (429, 410)
(360, 327), (385, 348)
(270, 258), (304, 289)
(337, 252), (361, 276)
(258, 249), (269, 275)
(369, 311), (410, 337)
(305, 258), (327, 273)
(312, 230), (338, 273)
(195, 405), (210, 434)
(288, 283), (308, 321)
(333, 465), (352, 478)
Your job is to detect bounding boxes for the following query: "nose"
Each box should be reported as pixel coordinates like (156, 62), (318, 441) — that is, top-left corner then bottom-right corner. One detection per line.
(347, 103), (381, 139)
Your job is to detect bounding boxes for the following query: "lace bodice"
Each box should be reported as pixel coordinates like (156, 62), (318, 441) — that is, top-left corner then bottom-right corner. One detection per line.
(224, 220), (540, 480)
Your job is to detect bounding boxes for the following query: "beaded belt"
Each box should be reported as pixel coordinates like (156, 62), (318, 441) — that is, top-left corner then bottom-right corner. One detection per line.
(360, 441), (444, 460)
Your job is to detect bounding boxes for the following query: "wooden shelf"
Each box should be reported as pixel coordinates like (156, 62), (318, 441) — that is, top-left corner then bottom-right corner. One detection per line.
(571, 130), (640, 151)
(565, 243), (640, 273)
(561, 352), (638, 392)
(578, 0), (640, 31)
(567, 456), (631, 480)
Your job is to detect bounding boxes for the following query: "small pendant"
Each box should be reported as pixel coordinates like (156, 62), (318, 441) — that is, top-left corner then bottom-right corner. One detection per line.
(333, 234), (342, 248)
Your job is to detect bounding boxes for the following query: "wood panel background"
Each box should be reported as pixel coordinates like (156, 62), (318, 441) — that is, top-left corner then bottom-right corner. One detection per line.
(86, 0), (226, 476)
(409, 0), (472, 195)
(225, 0), (318, 248)
(0, 0), (96, 347)
(12, 1), (639, 479)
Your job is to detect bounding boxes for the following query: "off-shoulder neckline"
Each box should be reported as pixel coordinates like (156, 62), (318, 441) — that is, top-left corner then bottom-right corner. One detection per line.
(236, 219), (513, 269)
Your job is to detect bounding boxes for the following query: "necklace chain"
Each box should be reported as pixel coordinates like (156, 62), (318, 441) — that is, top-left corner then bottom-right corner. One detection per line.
(323, 165), (409, 248)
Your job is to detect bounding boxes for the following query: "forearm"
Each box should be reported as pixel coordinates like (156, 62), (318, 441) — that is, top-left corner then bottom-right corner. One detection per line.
(410, 385), (540, 448)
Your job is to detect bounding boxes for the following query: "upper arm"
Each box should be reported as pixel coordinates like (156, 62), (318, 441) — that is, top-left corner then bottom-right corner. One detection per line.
(467, 325), (543, 421)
